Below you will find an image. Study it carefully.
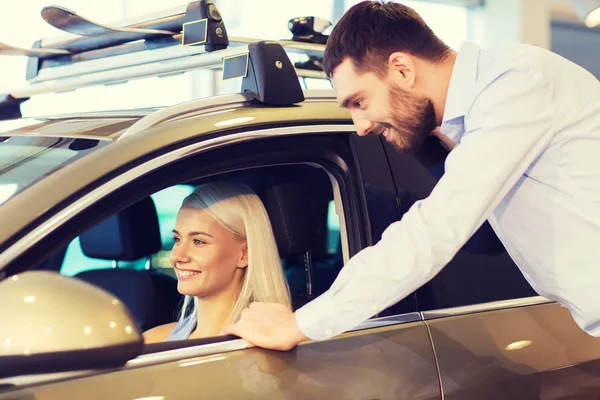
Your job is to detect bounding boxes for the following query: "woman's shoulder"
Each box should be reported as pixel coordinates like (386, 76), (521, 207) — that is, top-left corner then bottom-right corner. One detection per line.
(143, 322), (178, 344)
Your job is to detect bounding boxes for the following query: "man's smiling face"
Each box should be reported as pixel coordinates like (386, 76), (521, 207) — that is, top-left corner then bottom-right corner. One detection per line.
(332, 57), (436, 154)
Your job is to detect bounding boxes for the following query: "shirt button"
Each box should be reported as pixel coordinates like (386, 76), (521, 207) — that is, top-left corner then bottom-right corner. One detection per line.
(325, 329), (333, 336)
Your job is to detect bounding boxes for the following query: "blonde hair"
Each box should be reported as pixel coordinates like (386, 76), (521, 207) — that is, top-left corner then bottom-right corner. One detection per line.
(177, 182), (291, 324)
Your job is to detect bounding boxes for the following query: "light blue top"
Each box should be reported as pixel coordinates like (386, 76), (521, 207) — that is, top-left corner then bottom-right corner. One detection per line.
(296, 41), (600, 340)
(164, 313), (197, 341)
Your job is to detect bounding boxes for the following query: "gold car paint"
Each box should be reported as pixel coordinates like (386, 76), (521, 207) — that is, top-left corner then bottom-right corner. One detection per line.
(427, 302), (600, 398)
(1, 322), (441, 400)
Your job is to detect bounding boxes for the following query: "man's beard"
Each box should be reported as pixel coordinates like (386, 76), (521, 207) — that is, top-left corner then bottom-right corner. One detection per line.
(375, 83), (436, 154)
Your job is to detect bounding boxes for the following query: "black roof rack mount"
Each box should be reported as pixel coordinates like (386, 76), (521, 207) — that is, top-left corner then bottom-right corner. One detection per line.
(242, 41), (305, 106)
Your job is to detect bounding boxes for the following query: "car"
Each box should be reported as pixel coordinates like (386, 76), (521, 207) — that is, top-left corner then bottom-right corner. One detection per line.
(2, 2), (600, 399)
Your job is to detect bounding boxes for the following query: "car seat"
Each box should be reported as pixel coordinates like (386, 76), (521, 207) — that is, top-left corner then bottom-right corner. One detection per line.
(75, 197), (183, 331)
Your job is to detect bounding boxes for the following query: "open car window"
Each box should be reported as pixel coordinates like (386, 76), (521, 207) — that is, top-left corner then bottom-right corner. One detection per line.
(23, 130), (355, 348)
(54, 163), (346, 337)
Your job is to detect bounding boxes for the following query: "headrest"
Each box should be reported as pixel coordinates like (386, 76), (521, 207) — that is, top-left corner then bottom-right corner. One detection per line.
(260, 172), (312, 258)
(74, 269), (182, 331)
(205, 167), (314, 258)
(75, 269), (156, 329)
(80, 197), (162, 261)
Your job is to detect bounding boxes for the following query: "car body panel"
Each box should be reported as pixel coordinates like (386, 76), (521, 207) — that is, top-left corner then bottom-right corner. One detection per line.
(0, 322), (441, 400)
(429, 302), (600, 398)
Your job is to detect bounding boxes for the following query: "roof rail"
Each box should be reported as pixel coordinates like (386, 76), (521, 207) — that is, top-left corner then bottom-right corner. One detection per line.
(118, 93), (254, 140)
(117, 89), (337, 140)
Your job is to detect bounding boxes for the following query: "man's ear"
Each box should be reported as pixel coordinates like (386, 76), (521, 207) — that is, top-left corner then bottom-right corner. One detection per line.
(237, 242), (249, 269)
(388, 52), (416, 88)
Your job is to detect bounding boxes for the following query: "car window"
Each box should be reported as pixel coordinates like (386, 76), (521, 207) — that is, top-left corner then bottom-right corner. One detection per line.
(327, 199), (341, 254)
(0, 135), (110, 206)
(60, 237), (115, 276)
(17, 132), (354, 342)
(149, 184), (195, 273)
(383, 137), (537, 310)
(60, 184), (194, 277)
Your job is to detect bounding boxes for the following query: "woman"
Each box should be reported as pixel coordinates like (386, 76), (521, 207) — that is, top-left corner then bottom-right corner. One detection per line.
(143, 182), (291, 343)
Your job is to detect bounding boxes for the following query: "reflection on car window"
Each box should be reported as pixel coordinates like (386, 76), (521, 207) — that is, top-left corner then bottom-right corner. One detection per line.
(0, 136), (107, 205)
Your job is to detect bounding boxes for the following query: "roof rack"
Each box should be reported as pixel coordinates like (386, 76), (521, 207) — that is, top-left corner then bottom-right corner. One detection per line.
(0, 1), (330, 120)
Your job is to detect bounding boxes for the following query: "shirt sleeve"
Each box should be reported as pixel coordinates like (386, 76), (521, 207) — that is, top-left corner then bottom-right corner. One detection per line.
(295, 67), (556, 341)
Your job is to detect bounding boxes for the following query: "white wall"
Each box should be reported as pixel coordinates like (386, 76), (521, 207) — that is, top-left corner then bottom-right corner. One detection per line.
(467, 0), (551, 49)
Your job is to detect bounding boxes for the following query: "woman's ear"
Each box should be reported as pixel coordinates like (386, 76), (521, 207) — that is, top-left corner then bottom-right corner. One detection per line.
(237, 242), (249, 269)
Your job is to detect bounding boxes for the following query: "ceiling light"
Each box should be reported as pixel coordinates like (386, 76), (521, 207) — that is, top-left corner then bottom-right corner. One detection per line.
(572, 0), (600, 27)
(505, 340), (532, 351)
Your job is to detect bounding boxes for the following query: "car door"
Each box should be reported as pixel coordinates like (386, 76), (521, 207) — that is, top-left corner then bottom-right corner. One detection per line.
(380, 135), (600, 398)
(0, 122), (441, 400)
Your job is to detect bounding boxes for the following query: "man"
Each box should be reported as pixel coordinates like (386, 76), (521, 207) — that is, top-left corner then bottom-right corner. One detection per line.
(223, 1), (600, 349)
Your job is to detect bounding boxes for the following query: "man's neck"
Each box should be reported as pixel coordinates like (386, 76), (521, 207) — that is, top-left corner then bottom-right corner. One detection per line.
(420, 51), (458, 126)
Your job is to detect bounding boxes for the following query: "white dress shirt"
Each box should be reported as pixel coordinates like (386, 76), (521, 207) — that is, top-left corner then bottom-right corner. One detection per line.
(295, 42), (600, 341)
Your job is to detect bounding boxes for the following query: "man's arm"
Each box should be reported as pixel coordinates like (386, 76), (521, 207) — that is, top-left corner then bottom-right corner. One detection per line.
(295, 67), (555, 340)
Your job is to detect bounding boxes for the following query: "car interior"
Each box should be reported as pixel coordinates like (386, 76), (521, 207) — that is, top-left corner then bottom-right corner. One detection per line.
(35, 164), (346, 334)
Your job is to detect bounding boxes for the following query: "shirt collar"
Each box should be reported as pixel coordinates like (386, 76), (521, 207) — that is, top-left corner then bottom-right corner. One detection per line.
(442, 42), (481, 124)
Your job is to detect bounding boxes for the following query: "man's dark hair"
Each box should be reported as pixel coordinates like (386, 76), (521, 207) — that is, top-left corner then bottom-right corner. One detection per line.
(323, 1), (451, 77)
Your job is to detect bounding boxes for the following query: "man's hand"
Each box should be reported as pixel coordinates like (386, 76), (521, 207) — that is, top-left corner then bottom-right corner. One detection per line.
(222, 302), (308, 351)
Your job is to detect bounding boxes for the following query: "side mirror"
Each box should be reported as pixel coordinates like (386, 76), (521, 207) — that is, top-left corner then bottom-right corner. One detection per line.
(0, 271), (143, 378)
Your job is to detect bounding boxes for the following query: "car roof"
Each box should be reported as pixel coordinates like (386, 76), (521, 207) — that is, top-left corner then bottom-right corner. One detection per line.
(0, 90), (344, 140)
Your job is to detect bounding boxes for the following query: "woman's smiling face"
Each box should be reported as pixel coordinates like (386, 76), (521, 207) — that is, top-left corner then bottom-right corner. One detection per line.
(169, 207), (247, 298)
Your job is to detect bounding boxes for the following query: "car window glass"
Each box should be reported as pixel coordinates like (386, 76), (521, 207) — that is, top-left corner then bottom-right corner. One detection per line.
(60, 184), (194, 277)
(150, 184), (195, 274)
(60, 238), (115, 276)
(0, 136), (109, 206)
(327, 199), (341, 254)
